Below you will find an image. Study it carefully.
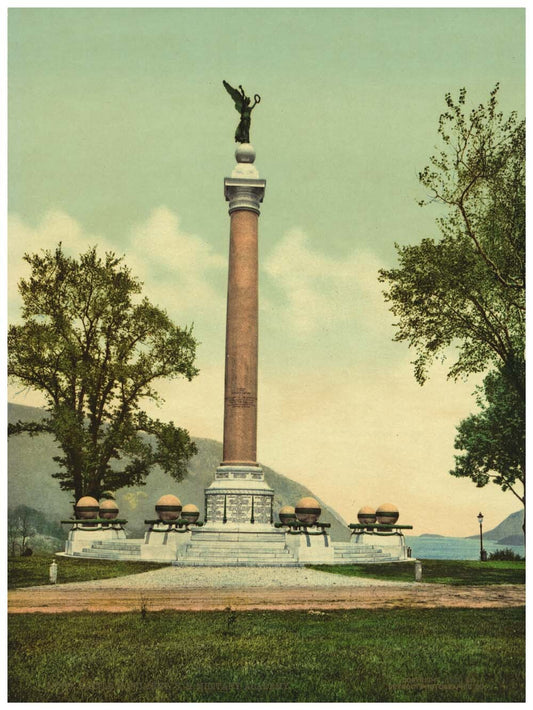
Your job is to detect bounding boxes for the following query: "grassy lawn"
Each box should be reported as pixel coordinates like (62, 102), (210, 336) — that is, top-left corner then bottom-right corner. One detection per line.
(307, 559), (525, 585)
(8, 607), (524, 702)
(8, 553), (168, 589)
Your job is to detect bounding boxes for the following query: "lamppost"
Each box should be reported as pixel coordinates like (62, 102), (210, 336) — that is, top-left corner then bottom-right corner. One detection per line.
(477, 512), (486, 561)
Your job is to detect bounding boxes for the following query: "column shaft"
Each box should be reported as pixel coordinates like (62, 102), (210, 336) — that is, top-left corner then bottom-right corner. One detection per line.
(222, 209), (259, 464)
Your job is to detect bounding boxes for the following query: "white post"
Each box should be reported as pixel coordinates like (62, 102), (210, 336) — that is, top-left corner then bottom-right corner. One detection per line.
(49, 560), (58, 584)
(414, 560), (422, 582)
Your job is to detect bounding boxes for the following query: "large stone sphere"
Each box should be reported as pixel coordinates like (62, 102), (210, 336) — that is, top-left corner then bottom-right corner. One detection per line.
(75, 496), (100, 520)
(155, 494), (182, 522)
(279, 505), (296, 525)
(235, 143), (256, 164)
(99, 499), (119, 520)
(357, 506), (377, 525)
(376, 503), (399, 525)
(181, 503), (200, 524)
(295, 497), (321, 525)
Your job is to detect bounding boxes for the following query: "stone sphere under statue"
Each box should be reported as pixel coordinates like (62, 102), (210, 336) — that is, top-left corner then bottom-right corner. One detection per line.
(181, 503), (200, 524)
(99, 499), (119, 520)
(279, 505), (296, 524)
(376, 503), (399, 525)
(295, 497), (321, 524)
(75, 496), (100, 520)
(155, 494), (182, 522)
(357, 506), (377, 525)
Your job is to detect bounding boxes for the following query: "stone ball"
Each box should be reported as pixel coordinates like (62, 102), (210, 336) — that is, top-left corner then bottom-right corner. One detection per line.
(155, 494), (182, 522)
(295, 497), (321, 524)
(357, 506), (377, 525)
(99, 499), (119, 520)
(376, 503), (399, 525)
(235, 143), (256, 164)
(75, 496), (100, 520)
(181, 503), (200, 524)
(279, 505), (296, 525)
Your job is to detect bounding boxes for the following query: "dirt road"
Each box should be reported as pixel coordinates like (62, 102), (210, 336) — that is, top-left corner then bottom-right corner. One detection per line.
(8, 583), (524, 613)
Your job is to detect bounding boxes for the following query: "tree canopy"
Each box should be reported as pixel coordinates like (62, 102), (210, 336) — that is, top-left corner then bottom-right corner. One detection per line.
(451, 364), (525, 511)
(8, 245), (199, 501)
(379, 86), (525, 517)
(379, 85), (525, 398)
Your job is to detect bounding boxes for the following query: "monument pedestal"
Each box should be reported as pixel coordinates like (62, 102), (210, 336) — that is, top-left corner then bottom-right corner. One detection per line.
(204, 465), (273, 525)
(64, 523), (127, 556)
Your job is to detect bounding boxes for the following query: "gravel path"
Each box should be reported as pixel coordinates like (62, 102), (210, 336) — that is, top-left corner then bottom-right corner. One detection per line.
(40, 565), (415, 591)
(9, 567), (525, 614)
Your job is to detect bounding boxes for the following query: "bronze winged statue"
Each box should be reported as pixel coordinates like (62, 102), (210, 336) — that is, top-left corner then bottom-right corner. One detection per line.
(223, 80), (261, 144)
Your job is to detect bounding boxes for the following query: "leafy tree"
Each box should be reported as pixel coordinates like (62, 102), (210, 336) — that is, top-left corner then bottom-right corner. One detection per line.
(451, 365), (525, 534)
(8, 506), (36, 556)
(8, 245), (199, 501)
(379, 85), (525, 397)
(379, 86), (525, 513)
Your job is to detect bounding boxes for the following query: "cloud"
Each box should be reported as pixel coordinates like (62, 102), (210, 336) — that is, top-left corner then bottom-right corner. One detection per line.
(8, 211), (114, 320)
(8, 207), (228, 330)
(127, 207), (226, 322)
(263, 227), (391, 337)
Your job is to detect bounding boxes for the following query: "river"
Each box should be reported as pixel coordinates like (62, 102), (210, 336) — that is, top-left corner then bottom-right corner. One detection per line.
(405, 535), (525, 560)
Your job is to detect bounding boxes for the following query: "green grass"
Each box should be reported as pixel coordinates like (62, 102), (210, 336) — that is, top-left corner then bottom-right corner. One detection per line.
(8, 553), (168, 589)
(307, 559), (525, 585)
(8, 607), (524, 702)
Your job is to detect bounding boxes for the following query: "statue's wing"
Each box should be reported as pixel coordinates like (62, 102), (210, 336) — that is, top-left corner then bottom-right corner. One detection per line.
(223, 80), (243, 111)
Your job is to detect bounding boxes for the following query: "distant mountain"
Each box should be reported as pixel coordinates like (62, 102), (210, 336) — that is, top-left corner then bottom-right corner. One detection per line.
(465, 509), (524, 544)
(8, 402), (350, 541)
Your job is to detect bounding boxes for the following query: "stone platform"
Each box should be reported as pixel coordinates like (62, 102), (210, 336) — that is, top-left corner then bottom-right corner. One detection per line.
(64, 523), (409, 566)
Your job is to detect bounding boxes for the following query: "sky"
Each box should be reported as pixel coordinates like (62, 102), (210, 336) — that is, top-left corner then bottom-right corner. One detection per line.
(7, 6), (525, 536)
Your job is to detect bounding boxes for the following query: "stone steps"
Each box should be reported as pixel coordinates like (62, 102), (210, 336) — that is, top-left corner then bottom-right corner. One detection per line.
(190, 532), (286, 543)
(91, 541), (142, 552)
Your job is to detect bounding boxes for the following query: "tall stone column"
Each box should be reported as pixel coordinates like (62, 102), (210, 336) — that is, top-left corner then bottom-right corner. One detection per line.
(204, 144), (273, 527)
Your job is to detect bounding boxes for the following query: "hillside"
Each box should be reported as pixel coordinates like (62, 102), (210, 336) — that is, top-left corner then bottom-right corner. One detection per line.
(465, 509), (524, 545)
(8, 403), (350, 541)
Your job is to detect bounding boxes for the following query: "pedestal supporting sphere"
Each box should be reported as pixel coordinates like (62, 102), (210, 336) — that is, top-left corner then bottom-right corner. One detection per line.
(295, 497), (321, 524)
(155, 494), (182, 522)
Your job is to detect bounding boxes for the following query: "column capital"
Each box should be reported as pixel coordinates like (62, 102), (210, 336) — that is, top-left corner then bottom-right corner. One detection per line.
(224, 177), (266, 215)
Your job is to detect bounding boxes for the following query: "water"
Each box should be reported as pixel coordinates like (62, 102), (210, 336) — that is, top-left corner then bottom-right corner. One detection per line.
(405, 535), (525, 560)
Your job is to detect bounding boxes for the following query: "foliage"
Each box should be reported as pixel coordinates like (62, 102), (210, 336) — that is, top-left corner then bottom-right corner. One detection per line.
(379, 85), (525, 513)
(307, 559), (525, 586)
(8, 245), (199, 500)
(451, 365), (525, 513)
(8, 608), (525, 702)
(488, 548), (524, 562)
(8, 552), (168, 589)
(8, 506), (36, 556)
(379, 85), (525, 393)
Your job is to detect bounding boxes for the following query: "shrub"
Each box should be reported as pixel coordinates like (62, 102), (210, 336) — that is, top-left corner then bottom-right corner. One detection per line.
(488, 548), (524, 561)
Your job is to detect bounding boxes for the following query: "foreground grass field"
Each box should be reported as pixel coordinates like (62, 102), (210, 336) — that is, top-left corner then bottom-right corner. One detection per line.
(9, 607), (524, 702)
(8, 554), (167, 589)
(308, 559), (525, 585)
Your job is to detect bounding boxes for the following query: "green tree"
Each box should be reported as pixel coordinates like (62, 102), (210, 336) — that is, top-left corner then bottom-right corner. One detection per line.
(8, 245), (199, 501)
(379, 85), (524, 396)
(379, 85), (525, 512)
(451, 365), (525, 531)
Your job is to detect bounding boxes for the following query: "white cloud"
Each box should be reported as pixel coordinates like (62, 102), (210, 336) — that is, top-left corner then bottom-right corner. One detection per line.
(263, 227), (391, 337)
(127, 207), (226, 322)
(8, 211), (114, 320)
